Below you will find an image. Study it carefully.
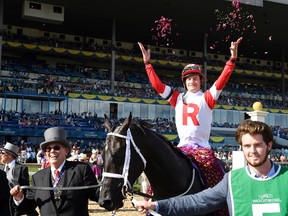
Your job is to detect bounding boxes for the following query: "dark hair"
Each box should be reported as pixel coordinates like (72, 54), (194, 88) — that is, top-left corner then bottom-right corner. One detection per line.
(235, 120), (273, 146)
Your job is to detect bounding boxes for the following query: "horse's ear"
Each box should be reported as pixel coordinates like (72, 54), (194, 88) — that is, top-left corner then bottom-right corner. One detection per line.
(104, 114), (113, 132)
(120, 112), (132, 131)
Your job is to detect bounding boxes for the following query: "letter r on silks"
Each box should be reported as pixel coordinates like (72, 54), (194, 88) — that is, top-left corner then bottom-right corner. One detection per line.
(182, 103), (200, 126)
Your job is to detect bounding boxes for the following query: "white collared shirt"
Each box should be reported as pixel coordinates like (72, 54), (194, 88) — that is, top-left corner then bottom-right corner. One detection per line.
(5, 159), (16, 171)
(51, 161), (66, 179)
(248, 162), (276, 179)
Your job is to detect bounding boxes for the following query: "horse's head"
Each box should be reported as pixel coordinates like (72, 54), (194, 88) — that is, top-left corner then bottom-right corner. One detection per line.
(98, 112), (145, 211)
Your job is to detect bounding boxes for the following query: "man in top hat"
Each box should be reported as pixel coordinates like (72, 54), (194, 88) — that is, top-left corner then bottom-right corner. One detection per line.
(0, 142), (29, 188)
(10, 127), (100, 216)
(0, 142), (30, 188)
(0, 142), (35, 215)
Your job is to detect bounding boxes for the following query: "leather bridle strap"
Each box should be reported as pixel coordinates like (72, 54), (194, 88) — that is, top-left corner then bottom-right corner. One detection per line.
(126, 187), (155, 199)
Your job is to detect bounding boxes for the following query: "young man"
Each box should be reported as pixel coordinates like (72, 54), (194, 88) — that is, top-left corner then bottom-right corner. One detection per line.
(10, 127), (100, 216)
(135, 120), (288, 215)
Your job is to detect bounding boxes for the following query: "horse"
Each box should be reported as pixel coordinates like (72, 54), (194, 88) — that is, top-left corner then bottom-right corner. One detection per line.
(98, 113), (209, 215)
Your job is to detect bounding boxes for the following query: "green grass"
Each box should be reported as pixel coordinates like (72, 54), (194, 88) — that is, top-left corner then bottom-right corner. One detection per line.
(132, 184), (141, 192)
(29, 167), (40, 173)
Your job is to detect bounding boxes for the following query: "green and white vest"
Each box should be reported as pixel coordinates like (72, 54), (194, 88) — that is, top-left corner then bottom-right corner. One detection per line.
(229, 166), (288, 216)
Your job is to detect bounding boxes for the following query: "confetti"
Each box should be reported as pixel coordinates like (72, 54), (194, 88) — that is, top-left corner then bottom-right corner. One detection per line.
(210, 0), (256, 50)
(151, 16), (179, 46)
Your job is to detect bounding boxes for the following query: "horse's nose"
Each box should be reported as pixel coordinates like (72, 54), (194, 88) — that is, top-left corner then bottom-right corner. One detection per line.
(99, 195), (124, 211)
(100, 199), (115, 211)
(98, 191), (114, 211)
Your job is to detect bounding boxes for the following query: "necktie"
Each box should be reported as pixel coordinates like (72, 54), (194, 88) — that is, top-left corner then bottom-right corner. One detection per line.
(53, 169), (62, 202)
(5, 166), (13, 187)
(5, 165), (10, 172)
(54, 169), (60, 181)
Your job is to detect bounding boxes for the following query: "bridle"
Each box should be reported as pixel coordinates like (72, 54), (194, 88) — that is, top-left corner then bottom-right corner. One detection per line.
(102, 128), (196, 199)
(102, 128), (147, 191)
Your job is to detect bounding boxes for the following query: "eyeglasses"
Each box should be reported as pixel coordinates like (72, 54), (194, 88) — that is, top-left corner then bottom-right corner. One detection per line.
(45, 145), (62, 152)
(182, 64), (202, 74)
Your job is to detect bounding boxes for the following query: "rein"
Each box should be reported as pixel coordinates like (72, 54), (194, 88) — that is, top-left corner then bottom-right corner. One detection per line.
(20, 184), (101, 191)
(102, 128), (196, 200)
(126, 187), (155, 199)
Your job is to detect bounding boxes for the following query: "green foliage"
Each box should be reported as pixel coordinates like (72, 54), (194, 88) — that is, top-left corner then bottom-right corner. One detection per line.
(132, 183), (141, 192)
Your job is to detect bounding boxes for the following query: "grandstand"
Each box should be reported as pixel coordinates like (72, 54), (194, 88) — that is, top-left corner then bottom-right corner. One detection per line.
(0, 0), (288, 151)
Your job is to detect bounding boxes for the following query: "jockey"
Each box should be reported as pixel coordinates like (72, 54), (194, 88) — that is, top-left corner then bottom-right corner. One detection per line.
(138, 38), (242, 216)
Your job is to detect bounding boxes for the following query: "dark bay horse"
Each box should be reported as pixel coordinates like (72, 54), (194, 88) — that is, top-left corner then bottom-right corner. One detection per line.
(98, 113), (207, 214)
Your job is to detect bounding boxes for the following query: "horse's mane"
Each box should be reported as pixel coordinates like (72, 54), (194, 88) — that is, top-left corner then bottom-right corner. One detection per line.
(133, 119), (171, 144)
(131, 119), (191, 162)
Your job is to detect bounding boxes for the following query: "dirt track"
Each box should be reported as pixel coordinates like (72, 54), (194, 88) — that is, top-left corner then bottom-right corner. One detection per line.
(88, 196), (144, 216)
(35, 196), (144, 215)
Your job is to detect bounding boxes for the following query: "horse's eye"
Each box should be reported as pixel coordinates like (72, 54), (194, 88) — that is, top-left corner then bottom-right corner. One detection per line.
(111, 148), (125, 160)
(105, 137), (112, 145)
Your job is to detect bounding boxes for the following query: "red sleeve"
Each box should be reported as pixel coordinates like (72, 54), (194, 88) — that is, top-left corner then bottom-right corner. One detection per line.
(169, 91), (180, 108)
(204, 90), (216, 110)
(145, 64), (166, 94)
(145, 64), (180, 108)
(214, 60), (235, 90)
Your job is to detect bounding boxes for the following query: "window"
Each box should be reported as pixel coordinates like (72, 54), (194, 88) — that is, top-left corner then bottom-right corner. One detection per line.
(16, 28), (23, 36)
(74, 36), (80, 42)
(59, 34), (65, 40)
(116, 42), (122, 47)
(44, 32), (50, 37)
(53, 6), (62, 14)
(29, 2), (41, 10)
